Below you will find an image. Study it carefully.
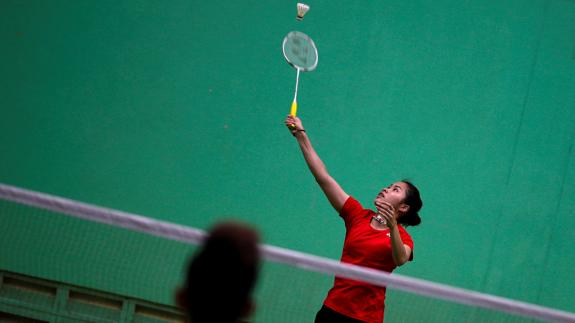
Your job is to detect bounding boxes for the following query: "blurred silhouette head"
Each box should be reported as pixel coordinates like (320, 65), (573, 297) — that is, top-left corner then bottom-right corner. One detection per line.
(177, 221), (261, 323)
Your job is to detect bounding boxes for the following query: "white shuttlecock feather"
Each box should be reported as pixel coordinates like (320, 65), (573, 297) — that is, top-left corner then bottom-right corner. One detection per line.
(296, 3), (310, 20)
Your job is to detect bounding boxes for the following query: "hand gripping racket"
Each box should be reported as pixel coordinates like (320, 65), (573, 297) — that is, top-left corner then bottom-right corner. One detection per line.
(282, 31), (318, 123)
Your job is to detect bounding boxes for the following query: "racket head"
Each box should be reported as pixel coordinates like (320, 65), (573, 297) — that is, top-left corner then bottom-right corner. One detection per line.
(282, 31), (318, 72)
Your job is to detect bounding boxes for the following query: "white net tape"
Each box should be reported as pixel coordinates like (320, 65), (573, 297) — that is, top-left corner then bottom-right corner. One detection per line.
(1, 183), (574, 322)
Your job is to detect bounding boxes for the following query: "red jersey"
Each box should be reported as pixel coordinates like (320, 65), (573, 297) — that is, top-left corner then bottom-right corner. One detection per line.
(323, 197), (414, 323)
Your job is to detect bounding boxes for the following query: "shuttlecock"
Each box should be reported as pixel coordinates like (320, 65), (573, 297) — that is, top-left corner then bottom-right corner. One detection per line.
(296, 3), (310, 20)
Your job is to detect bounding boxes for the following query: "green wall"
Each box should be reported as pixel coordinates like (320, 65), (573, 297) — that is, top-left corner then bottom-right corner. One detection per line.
(1, 0), (574, 321)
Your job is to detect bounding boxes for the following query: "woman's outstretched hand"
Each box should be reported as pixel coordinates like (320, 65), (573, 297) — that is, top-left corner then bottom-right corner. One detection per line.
(285, 115), (305, 136)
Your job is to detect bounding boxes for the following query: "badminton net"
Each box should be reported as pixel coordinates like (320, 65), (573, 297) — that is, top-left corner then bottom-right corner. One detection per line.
(1, 183), (574, 323)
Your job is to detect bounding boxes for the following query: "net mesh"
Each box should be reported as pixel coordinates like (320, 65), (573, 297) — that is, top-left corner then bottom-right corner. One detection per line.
(254, 260), (535, 323)
(1, 183), (574, 323)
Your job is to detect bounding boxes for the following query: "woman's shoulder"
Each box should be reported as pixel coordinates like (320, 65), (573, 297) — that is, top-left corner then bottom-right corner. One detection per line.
(341, 196), (364, 213)
(340, 196), (373, 219)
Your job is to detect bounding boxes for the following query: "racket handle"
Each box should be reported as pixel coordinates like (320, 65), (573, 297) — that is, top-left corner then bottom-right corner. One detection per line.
(290, 101), (298, 117)
(288, 101), (298, 129)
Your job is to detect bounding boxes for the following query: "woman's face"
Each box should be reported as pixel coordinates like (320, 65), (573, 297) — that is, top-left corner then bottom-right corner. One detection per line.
(374, 182), (409, 210)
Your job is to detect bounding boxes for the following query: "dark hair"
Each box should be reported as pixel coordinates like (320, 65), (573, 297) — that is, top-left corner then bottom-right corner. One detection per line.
(183, 222), (261, 323)
(398, 180), (423, 226)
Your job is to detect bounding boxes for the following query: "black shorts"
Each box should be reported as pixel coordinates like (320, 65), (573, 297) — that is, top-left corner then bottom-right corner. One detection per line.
(314, 305), (367, 323)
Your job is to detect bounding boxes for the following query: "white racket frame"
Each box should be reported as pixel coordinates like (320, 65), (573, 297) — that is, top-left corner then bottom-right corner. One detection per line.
(282, 31), (318, 109)
(282, 31), (318, 72)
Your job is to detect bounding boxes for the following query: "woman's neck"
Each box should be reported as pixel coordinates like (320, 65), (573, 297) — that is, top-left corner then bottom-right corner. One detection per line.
(370, 216), (388, 230)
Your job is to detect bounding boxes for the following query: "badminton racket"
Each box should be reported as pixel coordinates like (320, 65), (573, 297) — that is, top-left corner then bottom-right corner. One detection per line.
(282, 31), (318, 124)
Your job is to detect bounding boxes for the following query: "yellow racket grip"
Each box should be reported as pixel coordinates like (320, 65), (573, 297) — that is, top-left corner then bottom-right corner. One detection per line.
(290, 101), (298, 117)
(289, 101), (298, 129)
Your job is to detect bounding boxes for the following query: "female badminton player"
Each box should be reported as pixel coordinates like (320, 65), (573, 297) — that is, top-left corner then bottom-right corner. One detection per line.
(285, 115), (423, 323)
